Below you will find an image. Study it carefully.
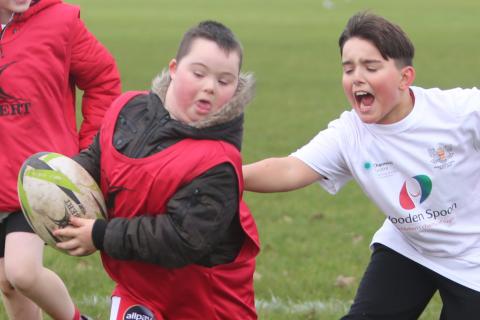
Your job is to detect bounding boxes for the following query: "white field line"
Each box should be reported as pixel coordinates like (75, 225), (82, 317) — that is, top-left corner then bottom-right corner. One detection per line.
(79, 294), (350, 315)
(255, 296), (350, 315)
(79, 295), (111, 307)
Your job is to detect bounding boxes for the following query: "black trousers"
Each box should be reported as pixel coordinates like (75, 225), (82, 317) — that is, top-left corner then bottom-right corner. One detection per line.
(342, 243), (480, 320)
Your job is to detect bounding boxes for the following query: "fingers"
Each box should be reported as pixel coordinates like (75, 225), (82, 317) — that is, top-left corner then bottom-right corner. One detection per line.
(56, 238), (94, 256)
(53, 216), (92, 237)
(56, 235), (82, 249)
(52, 216), (96, 257)
(67, 248), (88, 256)
(65, 246), (92, 257)
(56, 238), (80, 255)
(53, 226), (76, 238)
(69, 216), (88, 227)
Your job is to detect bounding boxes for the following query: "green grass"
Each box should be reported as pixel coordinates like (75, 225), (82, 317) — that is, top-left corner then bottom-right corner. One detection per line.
(2, 0), (479, 318)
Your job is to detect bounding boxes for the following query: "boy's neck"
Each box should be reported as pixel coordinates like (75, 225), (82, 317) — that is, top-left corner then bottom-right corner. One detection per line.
(408, 87), (415, 106)
(163, 85), (176, 120)
(377, 87), (415, 125)
(395, 88), (415, 121)
(0, 10), (14, 25)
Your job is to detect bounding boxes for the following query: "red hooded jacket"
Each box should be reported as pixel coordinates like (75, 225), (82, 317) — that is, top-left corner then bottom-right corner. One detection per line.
(0, 0), (121, 211)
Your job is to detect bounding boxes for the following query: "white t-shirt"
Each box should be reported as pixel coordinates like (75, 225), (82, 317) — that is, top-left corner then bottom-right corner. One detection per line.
(292, 86), (480, 291)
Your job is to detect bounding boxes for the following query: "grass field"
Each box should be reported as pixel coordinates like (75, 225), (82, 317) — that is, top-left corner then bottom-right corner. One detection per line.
(2, 0), (480, 319)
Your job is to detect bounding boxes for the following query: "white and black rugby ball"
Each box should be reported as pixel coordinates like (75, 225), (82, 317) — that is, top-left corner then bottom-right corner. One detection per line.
(17, 152), (107, 252)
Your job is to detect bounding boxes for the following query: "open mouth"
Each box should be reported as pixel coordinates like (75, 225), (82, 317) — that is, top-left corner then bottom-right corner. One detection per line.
(196, 99), (212, 113)
(355, 91), (375, 107)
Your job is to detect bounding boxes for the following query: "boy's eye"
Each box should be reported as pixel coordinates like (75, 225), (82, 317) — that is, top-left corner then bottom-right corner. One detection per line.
(193, 71), (205, 78)
(218, 79), (229, 86)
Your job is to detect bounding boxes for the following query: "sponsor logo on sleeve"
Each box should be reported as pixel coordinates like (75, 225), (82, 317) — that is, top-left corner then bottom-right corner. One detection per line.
(123, 305), (155, 320)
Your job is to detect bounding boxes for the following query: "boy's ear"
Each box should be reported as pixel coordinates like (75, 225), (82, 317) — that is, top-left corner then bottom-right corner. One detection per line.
(400, 66), (415, 90)
(168, 59), (178, 79)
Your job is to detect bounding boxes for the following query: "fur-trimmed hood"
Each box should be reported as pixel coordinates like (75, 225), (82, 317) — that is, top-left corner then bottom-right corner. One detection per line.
(151, 70), (255, 129)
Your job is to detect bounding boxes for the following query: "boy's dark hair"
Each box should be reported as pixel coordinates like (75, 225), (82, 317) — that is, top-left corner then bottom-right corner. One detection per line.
(338, 12), (414, 67)
(176, 20), (243, 69)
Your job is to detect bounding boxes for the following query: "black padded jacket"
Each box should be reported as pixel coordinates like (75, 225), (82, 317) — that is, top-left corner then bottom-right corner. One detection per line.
(74, 72), (255, 268)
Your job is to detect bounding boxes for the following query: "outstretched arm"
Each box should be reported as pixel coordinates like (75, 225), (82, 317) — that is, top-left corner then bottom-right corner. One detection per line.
(243, 156), (324, 192)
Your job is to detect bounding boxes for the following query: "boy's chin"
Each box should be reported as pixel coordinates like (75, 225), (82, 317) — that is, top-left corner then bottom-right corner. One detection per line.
(10, 0), (31, 12)
(354, 109), (377, 124)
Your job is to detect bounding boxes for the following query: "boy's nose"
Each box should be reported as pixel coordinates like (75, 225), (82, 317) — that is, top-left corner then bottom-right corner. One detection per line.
(203, 77), (216, 94)
(352, 70), (365, 85)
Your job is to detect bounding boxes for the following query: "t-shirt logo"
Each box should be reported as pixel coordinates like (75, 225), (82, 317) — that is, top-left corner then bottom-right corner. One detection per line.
(0, 62), (18, 101)
(399, 175), (432, 210)
(0, 61), (31, 117)
(428, 144), (455, 170)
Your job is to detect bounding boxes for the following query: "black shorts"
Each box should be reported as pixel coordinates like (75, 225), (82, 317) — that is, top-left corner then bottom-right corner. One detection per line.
(0, 211), (34, 258)
(342, 243), (480, 320)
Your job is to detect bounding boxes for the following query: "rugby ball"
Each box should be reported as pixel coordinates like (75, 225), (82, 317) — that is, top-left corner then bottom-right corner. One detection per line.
(17, 152), (107, 252)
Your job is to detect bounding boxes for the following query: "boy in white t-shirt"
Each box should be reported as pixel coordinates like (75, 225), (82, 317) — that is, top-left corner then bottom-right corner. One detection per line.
(243, 11), (480, 319)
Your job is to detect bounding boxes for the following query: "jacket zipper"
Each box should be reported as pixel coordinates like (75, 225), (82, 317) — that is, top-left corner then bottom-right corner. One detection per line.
(0, 25), (6, 57)
(131, 114), (170, 158)
(0, 14), (14, 58)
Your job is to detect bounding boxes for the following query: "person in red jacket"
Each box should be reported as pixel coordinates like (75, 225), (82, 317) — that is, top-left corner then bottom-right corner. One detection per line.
(0, 0), (121, 319)
(55, 21), (259, 319)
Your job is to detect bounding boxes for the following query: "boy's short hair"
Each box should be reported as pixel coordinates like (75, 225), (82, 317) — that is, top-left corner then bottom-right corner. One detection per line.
(176, 20), (243, 69)
(338, 12), (415, 67)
